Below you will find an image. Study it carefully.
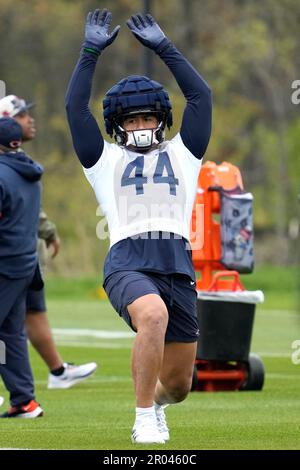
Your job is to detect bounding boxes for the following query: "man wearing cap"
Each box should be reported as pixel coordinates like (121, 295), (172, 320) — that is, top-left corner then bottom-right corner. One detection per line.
(0, 116), (44, 417)
(0, 95), (97, 389)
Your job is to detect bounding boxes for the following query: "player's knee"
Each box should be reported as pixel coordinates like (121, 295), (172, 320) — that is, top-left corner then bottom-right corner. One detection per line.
(140, 304), (168, 331)
(165, 378), (192, 403)
(170, 384), (190, 403)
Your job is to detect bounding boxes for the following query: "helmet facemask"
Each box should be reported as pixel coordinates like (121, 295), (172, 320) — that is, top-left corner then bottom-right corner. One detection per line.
(114, 112), (165, 151)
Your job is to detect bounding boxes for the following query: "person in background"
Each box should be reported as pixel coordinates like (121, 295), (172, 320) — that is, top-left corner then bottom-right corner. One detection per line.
(0, 95), (97, 389)
(0, 117), (43, 417)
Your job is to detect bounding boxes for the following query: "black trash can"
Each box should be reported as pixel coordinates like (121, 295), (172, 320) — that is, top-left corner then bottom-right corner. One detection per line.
(196, 291), (262, 362)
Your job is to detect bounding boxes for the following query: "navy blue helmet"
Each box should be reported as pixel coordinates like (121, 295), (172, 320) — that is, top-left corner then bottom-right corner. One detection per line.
(103, 75), (173, 144)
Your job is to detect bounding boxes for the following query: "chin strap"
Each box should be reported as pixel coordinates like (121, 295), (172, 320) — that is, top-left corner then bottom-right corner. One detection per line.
(116, 122), (164, 149)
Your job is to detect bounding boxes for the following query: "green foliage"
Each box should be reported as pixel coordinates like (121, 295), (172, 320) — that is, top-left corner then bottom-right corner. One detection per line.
(0, 0), (299, 271)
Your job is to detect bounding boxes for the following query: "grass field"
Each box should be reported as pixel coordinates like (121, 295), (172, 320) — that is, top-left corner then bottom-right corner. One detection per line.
(0, 267), (299, 450)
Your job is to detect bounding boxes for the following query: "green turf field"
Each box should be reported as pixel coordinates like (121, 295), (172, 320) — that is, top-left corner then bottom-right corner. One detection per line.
(0, 268), (299, 450)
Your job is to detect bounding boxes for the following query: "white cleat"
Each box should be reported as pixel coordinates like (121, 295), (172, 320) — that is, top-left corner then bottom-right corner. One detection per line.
(131, 416), (165, 444)
(155, 404), (170, 441)
(47, 362), (97, 389)
(0, 396), (4, 407)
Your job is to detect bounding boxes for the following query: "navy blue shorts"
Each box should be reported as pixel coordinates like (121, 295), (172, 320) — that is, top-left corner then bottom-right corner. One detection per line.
(103, 271), (199, 343)
(26, 287), (46, 313)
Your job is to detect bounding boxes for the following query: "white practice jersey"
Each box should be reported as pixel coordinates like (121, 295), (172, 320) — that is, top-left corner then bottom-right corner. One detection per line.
(83, 133), (202, 248)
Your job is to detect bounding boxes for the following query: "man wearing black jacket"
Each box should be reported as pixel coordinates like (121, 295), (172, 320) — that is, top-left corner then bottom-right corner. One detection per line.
(0, 117), (43, 418)
(0, 94), (97, 390)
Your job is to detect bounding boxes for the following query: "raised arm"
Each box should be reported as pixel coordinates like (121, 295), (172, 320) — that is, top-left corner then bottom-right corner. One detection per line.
(127, 14), (212, 159)
(65, 9), (120, 168)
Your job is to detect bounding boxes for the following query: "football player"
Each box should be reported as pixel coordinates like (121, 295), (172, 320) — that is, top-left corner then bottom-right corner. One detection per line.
(66, 8), (212, 444)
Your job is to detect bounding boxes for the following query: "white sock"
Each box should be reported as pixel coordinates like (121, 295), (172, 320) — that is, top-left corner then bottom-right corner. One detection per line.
(135, 406), (156, 426)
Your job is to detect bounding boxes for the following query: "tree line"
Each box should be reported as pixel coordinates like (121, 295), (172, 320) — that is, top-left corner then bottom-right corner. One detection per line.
(0, 0), (299, 273)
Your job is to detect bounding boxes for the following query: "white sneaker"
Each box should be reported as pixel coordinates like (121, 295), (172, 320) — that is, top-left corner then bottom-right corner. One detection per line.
(0, 396), (4, 407)
(155, 404), (170, 441)
(131, 416), (165, 444)
(47, 362), (97, 389)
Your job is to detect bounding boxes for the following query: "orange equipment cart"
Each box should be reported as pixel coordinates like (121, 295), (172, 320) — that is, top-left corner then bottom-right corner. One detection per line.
(190, 161), (264, 392)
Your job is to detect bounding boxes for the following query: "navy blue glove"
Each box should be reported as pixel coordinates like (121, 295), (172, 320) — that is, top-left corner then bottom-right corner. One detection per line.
(126, 14), (169, 52)
(84, 8), (120, 54)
